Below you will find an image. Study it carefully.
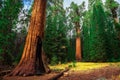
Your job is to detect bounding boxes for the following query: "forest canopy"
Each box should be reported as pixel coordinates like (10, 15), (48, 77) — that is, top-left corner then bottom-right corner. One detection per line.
(0, 0), (120, 66)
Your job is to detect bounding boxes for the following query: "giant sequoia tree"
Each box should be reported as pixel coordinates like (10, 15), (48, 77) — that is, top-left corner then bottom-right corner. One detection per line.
(8, 0), (50, 76)
(68, 2), (85, 61)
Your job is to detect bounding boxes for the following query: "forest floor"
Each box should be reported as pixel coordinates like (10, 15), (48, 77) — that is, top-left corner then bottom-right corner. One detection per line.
(1, 62), (120, 80)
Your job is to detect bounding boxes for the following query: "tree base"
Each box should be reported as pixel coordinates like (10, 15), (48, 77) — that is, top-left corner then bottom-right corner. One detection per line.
(6, 50), (50, 76)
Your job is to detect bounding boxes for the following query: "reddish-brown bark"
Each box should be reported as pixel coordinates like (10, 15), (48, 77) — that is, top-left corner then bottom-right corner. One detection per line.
(75, 27), (82, 61)
(75, 21), (82, 61)
(7, 0), (50, 76)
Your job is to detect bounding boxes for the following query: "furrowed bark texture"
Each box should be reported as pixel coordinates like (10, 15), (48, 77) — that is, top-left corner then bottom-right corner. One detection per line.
(75, 27), (82, 61)
(7, 0), (50, 76)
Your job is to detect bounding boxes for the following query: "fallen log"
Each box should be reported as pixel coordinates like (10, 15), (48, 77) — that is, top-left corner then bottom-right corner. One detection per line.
(49, 68), (70, 80)
(0, 70), (11, 76)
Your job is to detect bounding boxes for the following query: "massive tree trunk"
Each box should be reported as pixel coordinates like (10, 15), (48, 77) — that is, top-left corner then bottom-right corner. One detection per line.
(76, 28), (82, 61)
(75, 22), (82, 61)
(7, 0), (50, 76)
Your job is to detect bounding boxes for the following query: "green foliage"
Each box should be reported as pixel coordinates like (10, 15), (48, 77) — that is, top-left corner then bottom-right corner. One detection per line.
(0, 0), (23, 65)
(44, 0), (68, 64)
(50, 55), (58, 66)
(72, 61), (76, 67)
(89, 3), (107, 61)
(82, 12), (91, 61)
(68, 61), (76, 68)
(1, 0), (120, 65)
(105, 0), (119, 10)
(83, 1), (120, 62)
(67, 37), (76, 61)
(69, 2), (85, 23)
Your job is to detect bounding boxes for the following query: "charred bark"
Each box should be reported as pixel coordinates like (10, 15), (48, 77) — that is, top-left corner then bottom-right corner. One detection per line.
(6, 0), (50, 76)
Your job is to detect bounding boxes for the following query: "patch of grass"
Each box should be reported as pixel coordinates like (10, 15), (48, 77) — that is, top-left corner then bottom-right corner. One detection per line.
(49, 62), (120, 72)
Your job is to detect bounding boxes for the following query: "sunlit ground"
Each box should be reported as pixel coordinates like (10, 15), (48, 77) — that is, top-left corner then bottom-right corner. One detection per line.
(50, 62), (120, 72)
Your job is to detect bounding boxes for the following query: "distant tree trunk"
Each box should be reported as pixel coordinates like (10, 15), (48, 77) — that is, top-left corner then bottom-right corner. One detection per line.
(76, 35), (82, 61)
(75, 22), (82, 61)
(111, 8), (119, 23)
(7, 0), (50, 76)
(110, 0), (119, 23)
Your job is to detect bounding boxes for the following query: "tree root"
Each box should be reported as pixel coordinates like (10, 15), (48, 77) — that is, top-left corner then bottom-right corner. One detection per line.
(0, 70), (11, 76)
(48, 68), (70, 80)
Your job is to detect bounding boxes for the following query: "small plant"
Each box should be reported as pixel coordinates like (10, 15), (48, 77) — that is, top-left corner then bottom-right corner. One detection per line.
(68, 64), (72, 68)
(68, 61), (76, 68)
(50, 55), (58, 65)
(72, 61), (76, 67)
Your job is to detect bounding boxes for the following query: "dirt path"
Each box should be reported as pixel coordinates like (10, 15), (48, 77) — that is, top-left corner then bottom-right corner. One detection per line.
(3, 73), (57, 80)
(2, 66), (120, 80)
(59, 66), (120, 80)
